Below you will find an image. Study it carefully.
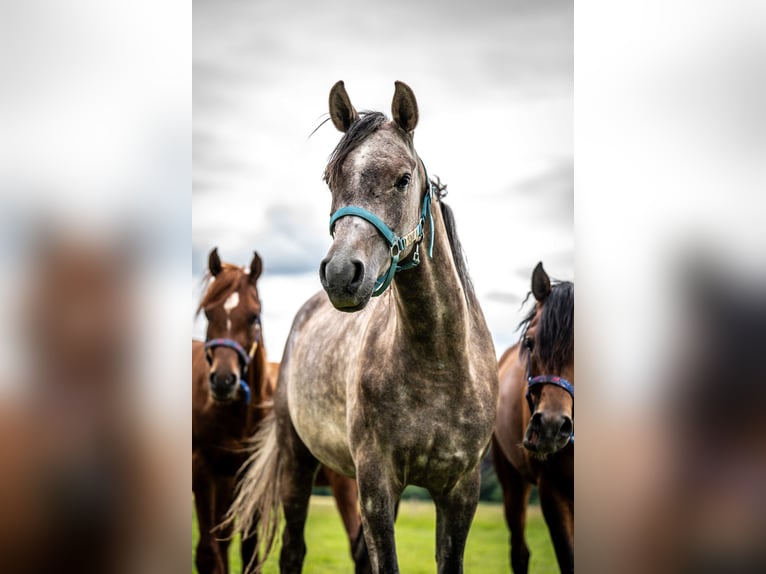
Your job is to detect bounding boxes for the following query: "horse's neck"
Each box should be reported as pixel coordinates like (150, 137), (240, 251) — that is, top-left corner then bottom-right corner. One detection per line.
(245, 343), (270, 408)
(392, 200), (470, 352)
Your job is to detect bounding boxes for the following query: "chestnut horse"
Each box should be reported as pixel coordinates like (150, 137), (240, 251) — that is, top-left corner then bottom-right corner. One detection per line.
(193, 248), (369, 574)
(192, 248), (270, 574)
(230, 81), (498, 574)
(492, 262), (574, 573)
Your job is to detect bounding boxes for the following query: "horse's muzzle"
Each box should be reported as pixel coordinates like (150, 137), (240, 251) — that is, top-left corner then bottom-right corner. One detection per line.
(209, 371), (239, 401)
(523, 411), (573, 455)
(319, 254), (372, 311)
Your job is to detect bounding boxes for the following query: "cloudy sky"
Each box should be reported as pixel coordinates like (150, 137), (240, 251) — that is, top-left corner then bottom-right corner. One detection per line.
(193, 0), (572, 357)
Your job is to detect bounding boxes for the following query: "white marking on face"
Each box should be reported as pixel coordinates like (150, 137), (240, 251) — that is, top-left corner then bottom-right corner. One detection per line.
(224, 292), (240, 313)
(223, 292), (239, 332)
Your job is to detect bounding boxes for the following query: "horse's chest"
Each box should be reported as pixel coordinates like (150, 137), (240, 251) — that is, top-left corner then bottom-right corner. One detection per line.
(193, 408), (256, 476)
(400, 415), (485, 481)
(195, 437), (249, 476)
(352, 380), (491, 485)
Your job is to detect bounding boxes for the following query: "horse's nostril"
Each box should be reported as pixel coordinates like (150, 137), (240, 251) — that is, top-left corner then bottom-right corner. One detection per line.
(529, 412), (543, 430)
(559, 417), (573, 438)
(319, 259), (328, 282)
(210, 371), (237, 389)
(350, 259), (364, 288)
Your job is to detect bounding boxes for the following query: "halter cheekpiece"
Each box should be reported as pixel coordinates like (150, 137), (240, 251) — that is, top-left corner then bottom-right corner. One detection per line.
(524, 347), (575, 444)
(204, 318), (261, 404)
(328, 162), (435, 297)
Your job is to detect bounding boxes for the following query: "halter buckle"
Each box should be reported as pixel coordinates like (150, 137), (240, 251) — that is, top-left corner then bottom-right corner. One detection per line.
(411, 245), (420, 265)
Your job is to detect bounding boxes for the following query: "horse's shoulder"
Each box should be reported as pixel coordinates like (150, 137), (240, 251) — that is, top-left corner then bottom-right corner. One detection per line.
(290, 291), (330, 329)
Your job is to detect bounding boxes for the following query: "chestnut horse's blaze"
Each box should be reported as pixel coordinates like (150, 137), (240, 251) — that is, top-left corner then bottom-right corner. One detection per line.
(492, 262), (574, 574)
(230, 81), (498, 574)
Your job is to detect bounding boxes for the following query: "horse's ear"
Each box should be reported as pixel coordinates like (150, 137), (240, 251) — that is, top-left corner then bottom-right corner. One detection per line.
(329, 81), (359, 132)
(392, 80), (419, 133)
(209, 247), (222, 277)
(248, 251), (263, 283)
(532, 261), (551, 302)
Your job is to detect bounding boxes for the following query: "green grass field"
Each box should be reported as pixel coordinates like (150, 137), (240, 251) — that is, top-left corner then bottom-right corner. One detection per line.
(193, 496), (557, 573)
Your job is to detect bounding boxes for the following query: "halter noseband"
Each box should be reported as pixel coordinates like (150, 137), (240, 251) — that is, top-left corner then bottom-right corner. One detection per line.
(524, 346), (575, 444)
(204, 319), (261, 404)
(328, 162), (435, 297)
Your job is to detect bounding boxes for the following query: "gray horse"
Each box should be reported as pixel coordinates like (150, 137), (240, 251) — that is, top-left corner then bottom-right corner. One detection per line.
(230, 81), (498, 574)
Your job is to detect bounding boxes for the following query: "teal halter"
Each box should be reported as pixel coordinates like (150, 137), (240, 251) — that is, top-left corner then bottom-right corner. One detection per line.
(328, 168), (435, 297)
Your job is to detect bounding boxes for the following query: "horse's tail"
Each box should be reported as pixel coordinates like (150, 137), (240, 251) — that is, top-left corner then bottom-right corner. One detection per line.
(226, 409), (282, 573)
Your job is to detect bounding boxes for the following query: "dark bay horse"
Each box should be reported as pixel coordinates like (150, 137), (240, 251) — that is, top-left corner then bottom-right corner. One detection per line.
(193, 248), (369, 574)
(230, 81), (498, 574)
(492, 262), (574, 573)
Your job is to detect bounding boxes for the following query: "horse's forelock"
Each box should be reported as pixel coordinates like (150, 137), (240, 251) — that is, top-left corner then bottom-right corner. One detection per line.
(196, 264), (246, 316)
(518, 280), (574, 373)
(323, 111), (389, 189)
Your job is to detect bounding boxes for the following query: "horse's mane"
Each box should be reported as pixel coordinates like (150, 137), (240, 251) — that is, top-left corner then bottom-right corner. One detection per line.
(434, 180), (477, 307)
(322, 113), (477, 306)
(518, 280), (574, 373)
(196, 263), (245, 316)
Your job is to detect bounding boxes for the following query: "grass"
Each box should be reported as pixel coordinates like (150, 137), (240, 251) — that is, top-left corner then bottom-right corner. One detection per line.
(193, 495), (557, 573)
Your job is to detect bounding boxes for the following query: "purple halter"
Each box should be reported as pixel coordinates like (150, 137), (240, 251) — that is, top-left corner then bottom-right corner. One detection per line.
(524, 345), (575, 443)
(204, 326), (260, 404)
(204, 338), (252, 367)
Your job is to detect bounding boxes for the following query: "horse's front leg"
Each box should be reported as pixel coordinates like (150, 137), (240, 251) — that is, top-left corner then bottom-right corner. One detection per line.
(212, 475), (236, 574)
(492, 437), (532, 574)
(538, 476), (574, 573)
(278, 419), (320, 574)
(193, 454), (225, 574)
(432, 467), (481, 574)
(356, 461), (401, 574)
(326, 469), (372, 574)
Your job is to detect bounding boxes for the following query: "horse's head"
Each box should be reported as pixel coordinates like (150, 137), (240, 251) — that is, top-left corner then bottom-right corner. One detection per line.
(199, 248), (263, 402)
(521, 262), (574, 456)
(319, 80), (430, 311)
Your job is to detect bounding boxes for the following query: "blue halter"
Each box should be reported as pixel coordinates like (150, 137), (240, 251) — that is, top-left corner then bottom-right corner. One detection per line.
(328, 166), (435, 297)
(204, 322), (260, 404)
(524, 348), (575, 444)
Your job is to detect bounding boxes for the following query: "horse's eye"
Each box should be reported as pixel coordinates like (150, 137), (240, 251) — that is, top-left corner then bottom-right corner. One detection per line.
(248, 314), (260, 326)
(395, 173), (411, 189)
(523, 337), (534, 350)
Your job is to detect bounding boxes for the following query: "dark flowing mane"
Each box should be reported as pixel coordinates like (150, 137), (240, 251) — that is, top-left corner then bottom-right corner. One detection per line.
(436, 186), (477, 307)
(323, 111), (388, 188)
(518, 280), (574, 373)
(196, 264), (244, 315)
